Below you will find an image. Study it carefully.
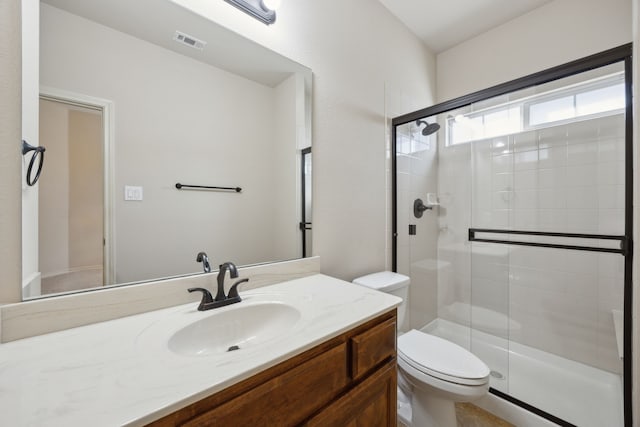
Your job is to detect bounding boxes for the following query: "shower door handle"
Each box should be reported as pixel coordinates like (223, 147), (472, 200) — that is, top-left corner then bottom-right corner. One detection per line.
(468, 228), (628, 255)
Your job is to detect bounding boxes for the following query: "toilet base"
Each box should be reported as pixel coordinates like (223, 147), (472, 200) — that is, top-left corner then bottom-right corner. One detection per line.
(411, 386), (457, 427)
(397, 386), (412, 425)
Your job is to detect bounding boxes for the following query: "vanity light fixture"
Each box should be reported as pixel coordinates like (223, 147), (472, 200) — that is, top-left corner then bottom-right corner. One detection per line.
(224, 0), (280, 25)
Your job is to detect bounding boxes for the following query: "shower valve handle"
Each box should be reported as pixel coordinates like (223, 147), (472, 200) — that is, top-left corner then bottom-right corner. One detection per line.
(413, 198), (432, 218)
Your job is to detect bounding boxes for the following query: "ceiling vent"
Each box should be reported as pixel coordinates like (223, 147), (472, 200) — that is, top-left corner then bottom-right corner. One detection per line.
(173, 31), (206, 50)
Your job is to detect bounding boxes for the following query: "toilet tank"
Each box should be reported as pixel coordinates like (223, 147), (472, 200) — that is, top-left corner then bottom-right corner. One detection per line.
(352, 271), (410, 330)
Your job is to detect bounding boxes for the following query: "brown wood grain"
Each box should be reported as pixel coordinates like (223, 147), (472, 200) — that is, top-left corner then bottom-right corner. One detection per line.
(350, 317), (396, 380)
(183, 343), (348, 427)
(304, 361), (397, 427)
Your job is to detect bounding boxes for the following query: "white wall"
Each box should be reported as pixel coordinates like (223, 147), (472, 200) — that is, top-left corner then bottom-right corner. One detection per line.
(172, 0), (437, 281)
(272, 74), (299, 260)
(437, 0), (632, 102)
(40, 4), (297, 284)
(0, 0), (23, 304)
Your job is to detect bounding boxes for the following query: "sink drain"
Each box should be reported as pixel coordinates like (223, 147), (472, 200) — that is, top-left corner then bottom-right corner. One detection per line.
(227, 345), (240, 352)
(490, 370), (504, 379)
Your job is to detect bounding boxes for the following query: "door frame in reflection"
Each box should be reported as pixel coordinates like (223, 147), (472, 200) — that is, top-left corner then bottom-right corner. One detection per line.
(300, 147), (312, 257)
(39, 87), (114, 293)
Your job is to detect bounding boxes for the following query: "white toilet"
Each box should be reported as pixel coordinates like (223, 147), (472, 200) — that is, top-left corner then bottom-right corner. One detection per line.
(353, 272), (490, 427)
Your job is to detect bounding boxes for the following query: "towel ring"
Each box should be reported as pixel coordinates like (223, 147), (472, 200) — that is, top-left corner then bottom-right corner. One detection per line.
(22, 140), (46, 186)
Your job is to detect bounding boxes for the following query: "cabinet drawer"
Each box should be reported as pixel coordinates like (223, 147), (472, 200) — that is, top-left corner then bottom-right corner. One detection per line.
(350, 317), (396, 380)
(183, 343), (348, 427)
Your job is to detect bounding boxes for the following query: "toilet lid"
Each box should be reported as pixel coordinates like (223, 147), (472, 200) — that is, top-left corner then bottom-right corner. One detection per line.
(352, 271), (410, 292)
(398, 330), (490, 386)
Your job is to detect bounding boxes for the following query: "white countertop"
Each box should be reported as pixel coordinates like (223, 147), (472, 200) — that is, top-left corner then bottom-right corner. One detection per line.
(0, 274), (400, 426)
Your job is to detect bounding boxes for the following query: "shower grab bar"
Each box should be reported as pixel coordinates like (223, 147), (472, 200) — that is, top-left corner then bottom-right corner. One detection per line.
(175, 183), (242, 193)
(468, 228), (631, 256)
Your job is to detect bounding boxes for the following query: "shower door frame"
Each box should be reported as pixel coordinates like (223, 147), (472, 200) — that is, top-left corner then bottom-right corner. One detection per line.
(391, 43), (633, 427)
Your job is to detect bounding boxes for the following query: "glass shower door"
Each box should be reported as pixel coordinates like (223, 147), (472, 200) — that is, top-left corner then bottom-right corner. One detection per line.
(395, 117), (442, 332)
(468, 126), (512, 397)
(465, 61), (628, 426)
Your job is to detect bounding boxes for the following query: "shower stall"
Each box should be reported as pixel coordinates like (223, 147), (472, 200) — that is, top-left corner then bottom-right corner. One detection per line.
(392, 45), (632, 427)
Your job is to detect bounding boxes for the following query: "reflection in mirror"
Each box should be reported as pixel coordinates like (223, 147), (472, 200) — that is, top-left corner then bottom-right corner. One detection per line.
(23, 0), (312, 299)
(300, 148), (312, 257)
(38, 96), (106, 294)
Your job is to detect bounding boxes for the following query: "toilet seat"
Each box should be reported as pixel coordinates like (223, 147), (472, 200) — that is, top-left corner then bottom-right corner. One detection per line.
(398, 329), (490, 386)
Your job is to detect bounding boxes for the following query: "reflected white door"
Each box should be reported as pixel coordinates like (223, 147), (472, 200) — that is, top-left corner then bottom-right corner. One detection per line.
(38, 97), (105, 295)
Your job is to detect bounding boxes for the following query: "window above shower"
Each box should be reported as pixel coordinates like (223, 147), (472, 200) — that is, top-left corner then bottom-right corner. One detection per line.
(447, 70), (625, 146)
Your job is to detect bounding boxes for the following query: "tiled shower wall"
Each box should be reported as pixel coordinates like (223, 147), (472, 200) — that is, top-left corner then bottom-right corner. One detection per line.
(394, 121), (439, 331)
(438, 114), (625, 373)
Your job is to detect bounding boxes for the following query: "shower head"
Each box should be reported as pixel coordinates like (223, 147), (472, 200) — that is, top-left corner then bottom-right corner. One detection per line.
(416, 119), (440, 136)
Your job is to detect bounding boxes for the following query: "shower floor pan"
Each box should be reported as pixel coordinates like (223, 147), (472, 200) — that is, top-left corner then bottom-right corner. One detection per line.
(423, 318), (623, 427)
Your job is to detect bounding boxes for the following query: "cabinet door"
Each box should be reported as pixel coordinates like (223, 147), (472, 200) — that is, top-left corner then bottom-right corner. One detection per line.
(181, 343), (348, 427)
(305, 361), (397, 427)
(350, 317), (396, 380)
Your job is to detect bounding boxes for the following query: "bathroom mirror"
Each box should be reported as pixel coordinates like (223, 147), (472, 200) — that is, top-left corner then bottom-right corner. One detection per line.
(22, 0), (312, 299)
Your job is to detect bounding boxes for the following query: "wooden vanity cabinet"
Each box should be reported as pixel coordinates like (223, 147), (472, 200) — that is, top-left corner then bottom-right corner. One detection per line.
(147, 310), (397, 427)
(305, 362), (396, 427)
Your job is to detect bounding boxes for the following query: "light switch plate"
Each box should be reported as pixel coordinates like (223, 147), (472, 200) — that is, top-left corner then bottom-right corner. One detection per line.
(124, 185), (143, 201)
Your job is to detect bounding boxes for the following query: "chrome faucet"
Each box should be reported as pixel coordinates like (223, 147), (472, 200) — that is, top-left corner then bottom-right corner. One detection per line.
(196, 251), (211, 273)
(188, 261), (249, 311)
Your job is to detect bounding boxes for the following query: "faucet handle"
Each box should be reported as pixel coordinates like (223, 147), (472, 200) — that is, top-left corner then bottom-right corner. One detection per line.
(227, 278), (249, 299)
(188, 287), (214, 311)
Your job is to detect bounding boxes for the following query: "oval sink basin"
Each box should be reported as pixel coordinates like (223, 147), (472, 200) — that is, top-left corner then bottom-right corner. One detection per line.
(168, 302), (301, 356)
